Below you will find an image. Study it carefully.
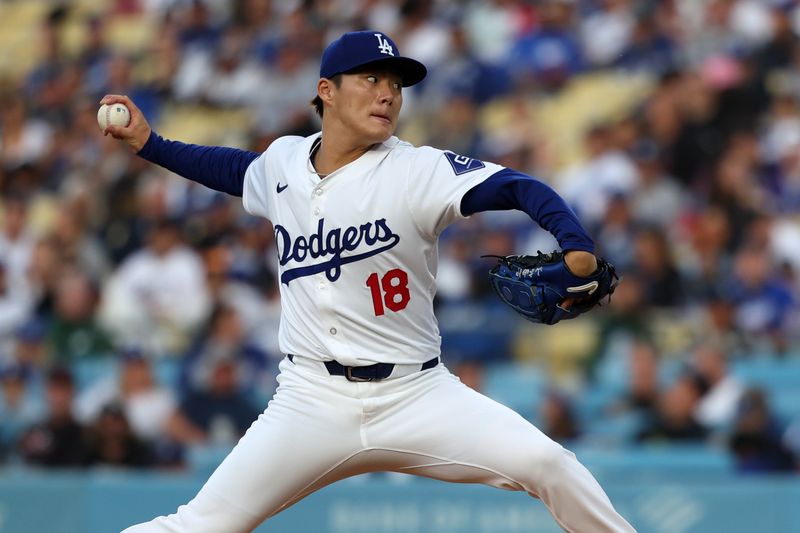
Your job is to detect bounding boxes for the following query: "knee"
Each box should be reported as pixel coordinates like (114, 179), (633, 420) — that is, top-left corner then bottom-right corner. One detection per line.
(527, 441), (571, 481)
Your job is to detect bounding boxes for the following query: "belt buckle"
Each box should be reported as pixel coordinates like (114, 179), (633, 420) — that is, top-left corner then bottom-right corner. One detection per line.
(345, 367), (375, 382)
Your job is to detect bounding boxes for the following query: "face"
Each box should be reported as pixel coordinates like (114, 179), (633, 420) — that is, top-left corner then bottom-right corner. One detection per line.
(323, 68), (403, 145)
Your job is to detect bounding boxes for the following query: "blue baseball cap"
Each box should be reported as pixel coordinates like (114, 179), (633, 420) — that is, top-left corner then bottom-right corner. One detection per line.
(320, 31), (427, 87)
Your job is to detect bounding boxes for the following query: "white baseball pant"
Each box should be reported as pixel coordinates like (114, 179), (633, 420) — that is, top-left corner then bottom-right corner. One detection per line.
(122, 356), (636, 532)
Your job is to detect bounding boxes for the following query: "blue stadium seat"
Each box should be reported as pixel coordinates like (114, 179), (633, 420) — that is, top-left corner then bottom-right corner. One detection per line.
(731, 359), (800, 390)
(153, 358), (180, 389)
(71, 358), (119, 391)
(573, 444), (734, 481)
(482, 363), (546, 418)
(771, 391), (800, 421)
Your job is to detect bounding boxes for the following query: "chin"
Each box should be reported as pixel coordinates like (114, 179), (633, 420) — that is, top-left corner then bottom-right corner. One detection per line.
(363, 129), (394, 145)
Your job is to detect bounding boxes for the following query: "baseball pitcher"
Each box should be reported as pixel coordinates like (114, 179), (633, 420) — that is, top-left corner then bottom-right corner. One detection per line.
(105, 30), (635, 533)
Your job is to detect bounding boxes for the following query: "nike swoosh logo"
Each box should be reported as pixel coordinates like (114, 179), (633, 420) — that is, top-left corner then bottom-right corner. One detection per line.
(567, 281), (599, 295)
(276, 182), (288, 193)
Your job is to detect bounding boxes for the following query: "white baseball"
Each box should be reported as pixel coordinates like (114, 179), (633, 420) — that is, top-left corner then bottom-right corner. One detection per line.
(97, 103), (131, 130)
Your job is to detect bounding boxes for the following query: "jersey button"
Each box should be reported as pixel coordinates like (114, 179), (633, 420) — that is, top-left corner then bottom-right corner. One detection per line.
(329, 327), (337, 335)
(315, 189), (323, 196)
(313, 207), (320, 216)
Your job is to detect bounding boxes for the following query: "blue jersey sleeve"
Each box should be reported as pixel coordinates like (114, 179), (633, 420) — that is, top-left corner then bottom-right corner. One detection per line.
(136, 130), (260, 197)
(460, 168), (594, 252)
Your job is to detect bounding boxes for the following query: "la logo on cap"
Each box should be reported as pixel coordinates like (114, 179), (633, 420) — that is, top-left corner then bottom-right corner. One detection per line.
(375, 33), (394, 56)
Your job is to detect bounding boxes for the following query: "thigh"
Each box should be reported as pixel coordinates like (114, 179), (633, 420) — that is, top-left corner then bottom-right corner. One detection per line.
(138, 359), (368, 532)
(369, 366), (560, 489)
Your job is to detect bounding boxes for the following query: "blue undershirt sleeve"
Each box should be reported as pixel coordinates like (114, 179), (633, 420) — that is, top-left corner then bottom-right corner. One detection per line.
(136, 130), (259, 197)
(460, 168), (594, 252)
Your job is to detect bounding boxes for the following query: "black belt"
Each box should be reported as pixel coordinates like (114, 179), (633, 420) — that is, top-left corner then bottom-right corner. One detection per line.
(288, 354), (439, 382)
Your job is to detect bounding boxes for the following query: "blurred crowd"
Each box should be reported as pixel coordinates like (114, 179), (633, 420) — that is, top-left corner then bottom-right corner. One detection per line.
(0, 0), (799, 473)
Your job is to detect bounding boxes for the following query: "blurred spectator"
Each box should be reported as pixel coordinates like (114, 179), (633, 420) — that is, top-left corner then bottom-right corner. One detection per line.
(232, 0), (280, 63)
(395, 0), (452, 71)
(18, 367), (89, 467)
(628, 138), (686, 229)
(231, 269), (283, 368)
(86, 403), (154, 468)
(100, 218), (211, 356)
(593, 193), (636, 273)
(14, 319), (50, 370)
(0, 96), (53, 173)
(168, 359), (260, 446)
(76, 351), (177, 445)
(26, 236), (63, 320)
(423, 93), (483, 158)
(96, 53), (162, 126)
(252, 37), (320, 136)
(463, 0), (531, 63)
(452, 359), (485, 392)
(180, 303), (271, 400)
(77, 16), (113, 98)
(49, 201), (110, 282)
(608, 340), (661, 419)
(729, 388), (796, 473)
(507, 0), (583, 91)
(728, 245), (794, 353)
(586, 274), (651, 380)
(559, 123), (639, 229)
(0, 364), (43, 462)
(0, 261), (32, 361)
(174, 27), (265, 107)
(225, 216), (275, 283)
(667, 71), (727, 189)
(682, 0), (748, 66)
(540, 389), (581, 444)
(178, 0), (222, 53)
(49, 270), (113, 362)
(631, 226), (685, 307)
(579, 0), (635, 68)
(750, 1), (800, 95)
(614, 5), (678, 75)
(3, 0), (800, 473)
(691, 343), (744, 429)
(422, 23), (511, 111)
(637, 371), (709, 443)
(24, 5), (69, 115)
(691, 286), (751, 358)
(682, 206), (734, 298)
(434, 235), (474, 304)
(708, 145), (765, 247)
(0, 195), (35, 295)
(201, 243), (280, 368)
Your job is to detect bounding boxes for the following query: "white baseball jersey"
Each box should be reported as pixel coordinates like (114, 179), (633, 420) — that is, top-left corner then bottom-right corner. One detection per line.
(242, 133), (503, 366)
(125, 133), (637, 533)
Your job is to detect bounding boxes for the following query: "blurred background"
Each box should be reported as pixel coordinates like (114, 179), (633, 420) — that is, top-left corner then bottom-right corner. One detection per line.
(0, 0), (799, 531)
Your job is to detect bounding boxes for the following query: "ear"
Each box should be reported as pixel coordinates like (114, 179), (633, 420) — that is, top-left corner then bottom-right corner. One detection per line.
(318, 78), (335, 106)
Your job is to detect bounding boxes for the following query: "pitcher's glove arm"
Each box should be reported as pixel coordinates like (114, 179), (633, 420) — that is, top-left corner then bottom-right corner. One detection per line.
(485, 251), (619, 325)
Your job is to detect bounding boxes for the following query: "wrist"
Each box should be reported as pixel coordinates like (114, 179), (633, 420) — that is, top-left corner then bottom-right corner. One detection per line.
(564, 250), (597, 277)
(135, 129), (158, 157)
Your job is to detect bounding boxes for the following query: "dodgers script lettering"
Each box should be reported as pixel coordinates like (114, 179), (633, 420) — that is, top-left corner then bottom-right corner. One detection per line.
(275, 218), (401, 284)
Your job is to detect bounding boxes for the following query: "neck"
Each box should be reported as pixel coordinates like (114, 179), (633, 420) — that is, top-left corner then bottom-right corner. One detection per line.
(315, 123), (378, 176)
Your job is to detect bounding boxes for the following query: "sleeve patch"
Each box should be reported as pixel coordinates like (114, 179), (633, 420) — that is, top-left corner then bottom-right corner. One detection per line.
(444, 151), (485, 175)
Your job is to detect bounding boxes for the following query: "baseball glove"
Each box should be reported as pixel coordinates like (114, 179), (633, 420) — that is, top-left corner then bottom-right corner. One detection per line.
(485, 251), (619, 325)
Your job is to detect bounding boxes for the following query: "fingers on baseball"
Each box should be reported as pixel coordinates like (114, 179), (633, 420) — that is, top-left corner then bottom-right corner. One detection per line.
(105, 124), (125, 138)
(100, 94), (140, 117)
(100, 94), (128, 105)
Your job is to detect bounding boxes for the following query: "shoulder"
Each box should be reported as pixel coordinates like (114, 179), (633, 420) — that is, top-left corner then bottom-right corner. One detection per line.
(384, 137), (445, 166)
(263, 134), (317, 159)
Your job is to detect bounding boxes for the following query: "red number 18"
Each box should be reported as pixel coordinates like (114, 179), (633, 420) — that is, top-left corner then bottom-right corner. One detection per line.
(366, 268), (410, 316)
